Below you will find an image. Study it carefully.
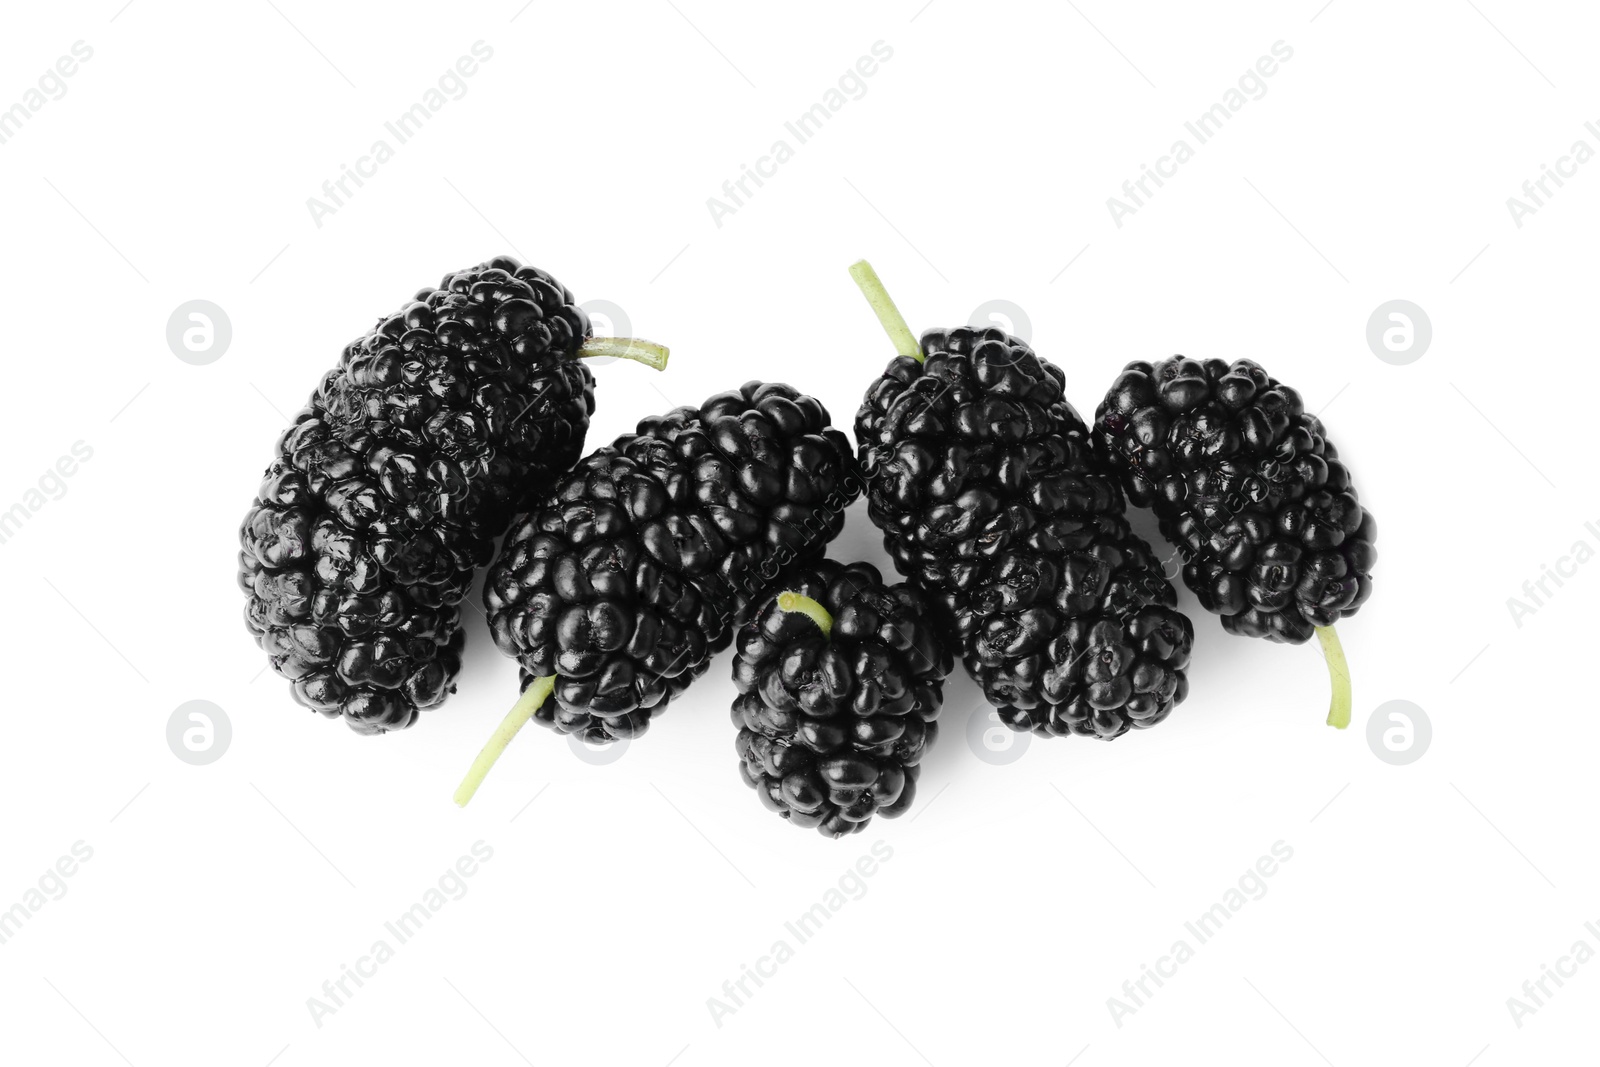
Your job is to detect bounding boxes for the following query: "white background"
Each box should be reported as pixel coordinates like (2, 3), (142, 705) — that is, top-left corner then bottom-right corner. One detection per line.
(0, 1), (1594, 1064)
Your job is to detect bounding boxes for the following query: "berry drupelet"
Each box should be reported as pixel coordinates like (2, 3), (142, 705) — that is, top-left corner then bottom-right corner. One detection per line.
(239, 257), (667, 734)
(454, 382), (859, 804)
(1093, 357), (1376, 727)
(848, 261), (1193, 740)
(732, 560), (952, 837)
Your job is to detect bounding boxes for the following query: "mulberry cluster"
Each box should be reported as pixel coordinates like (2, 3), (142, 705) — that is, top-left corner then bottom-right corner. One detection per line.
(1093, 357), (1376, 645)
(483, 382), (859, 744)
(855, 326), (1193, 739)
(238, 257), (596, 733)
(732, 561), (952, 837)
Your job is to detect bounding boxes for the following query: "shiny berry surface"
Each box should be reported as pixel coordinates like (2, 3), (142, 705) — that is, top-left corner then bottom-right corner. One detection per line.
(732, 560), (952, 838)
(854, 327), (1193, 739)
(238, 257), (595, 733)
(485, 382), (859, 743)
(1093, 358), (1376, 644)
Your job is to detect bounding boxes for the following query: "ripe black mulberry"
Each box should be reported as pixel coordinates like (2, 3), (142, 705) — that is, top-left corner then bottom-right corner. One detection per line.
(848, 261), (1193, 739)
(239, 257), (666, 733)
(1093, 357), (1375, 726)
(455, 382), (859, 803)
(732, 560), (953, 837)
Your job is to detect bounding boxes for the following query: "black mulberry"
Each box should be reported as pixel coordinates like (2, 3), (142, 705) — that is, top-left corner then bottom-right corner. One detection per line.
(1093, 357), (1375, 727)
(732, 560), (952, 837)
(847, 261), (1193, 739)
(238, 256), (667, 733)
(454, 382), (860, 804)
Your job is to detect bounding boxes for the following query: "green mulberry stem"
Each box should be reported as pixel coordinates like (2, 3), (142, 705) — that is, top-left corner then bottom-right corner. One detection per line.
(453, 675), (556, 807)
(848, 260), (922, 362)
(1316, 626), (1351, 730)
(777, 591), (833, 638)
(577, 337), (671, 371)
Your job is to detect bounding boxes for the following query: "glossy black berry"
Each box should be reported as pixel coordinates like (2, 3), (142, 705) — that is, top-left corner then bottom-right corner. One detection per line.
(854, 326), (1193, 739)
(732, 560), (952, 838)
(1093, 358), (1376, 644)
(484, 382), (860, 743)
(239, 257), (596, 733)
